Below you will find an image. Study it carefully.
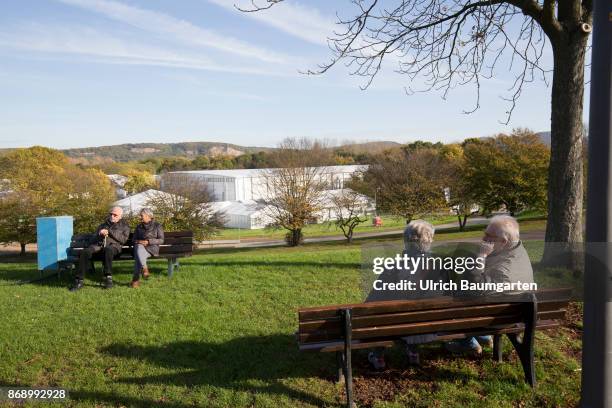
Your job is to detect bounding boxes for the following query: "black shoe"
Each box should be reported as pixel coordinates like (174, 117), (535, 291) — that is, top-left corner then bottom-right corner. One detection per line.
(102, 276), (113, 289)
(69, 279), (84, 292)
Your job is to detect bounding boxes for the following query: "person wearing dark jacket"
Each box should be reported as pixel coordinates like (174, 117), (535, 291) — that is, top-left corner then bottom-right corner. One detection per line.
(70, 206), (130, 291)
(130, 207), (164, 288)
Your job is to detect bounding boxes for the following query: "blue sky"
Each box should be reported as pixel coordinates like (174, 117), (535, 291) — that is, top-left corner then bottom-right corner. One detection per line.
(0, 0), (590, 149)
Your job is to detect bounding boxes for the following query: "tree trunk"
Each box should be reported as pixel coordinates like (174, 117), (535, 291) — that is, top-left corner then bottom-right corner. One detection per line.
(20, 242), (26, 256)
(542, 31), (589, 270)
(460, 215), (468, 231)
(289, 228), (303, 246)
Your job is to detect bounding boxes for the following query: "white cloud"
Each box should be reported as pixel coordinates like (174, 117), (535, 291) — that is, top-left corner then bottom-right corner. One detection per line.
(0, 23), (295, 76)
(56, 0), (293, 63)
(207, 0), (335, 45)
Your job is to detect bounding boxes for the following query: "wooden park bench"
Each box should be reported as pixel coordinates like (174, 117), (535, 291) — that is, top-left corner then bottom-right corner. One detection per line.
(59, 230), (194, 278)
(297, 288), (572, 408)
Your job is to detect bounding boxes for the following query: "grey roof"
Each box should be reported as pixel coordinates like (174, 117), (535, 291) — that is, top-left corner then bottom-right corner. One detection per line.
(167, 165), (368, 179)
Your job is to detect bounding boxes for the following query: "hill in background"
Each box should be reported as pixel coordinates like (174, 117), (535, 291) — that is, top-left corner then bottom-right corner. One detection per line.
(0, 133), (550, 165)
(62, 142), (271, 163)
(60, 140), (404, 164)
(336, 141), (402, 154)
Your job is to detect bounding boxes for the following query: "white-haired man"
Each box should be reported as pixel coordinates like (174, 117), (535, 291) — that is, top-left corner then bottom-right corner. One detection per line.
(472, 214), (534, 284)
(446, 214), (534, 355)
(70, 206), (131, 291)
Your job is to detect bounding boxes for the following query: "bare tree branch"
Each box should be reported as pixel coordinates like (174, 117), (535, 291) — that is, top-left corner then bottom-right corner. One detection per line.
(240, 0), (583, 123)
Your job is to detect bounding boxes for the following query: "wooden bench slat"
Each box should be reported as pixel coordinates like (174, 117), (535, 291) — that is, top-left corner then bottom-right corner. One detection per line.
(159, 245), (193, 254)
(299, 303), (523, 333)
(298, 299), (569, 334)
(300, 313), (527, 343)
(157, 237), (194, 244)
(301, 309), (567, 344)
(298, 288), (572, 321)
(300, 319), (562, 353)
(163, 231), (193, 238)
(70, 245), (193, 255)
(299, 340), (395, 352)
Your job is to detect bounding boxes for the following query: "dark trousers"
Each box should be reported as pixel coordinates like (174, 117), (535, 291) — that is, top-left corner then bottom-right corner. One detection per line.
(77, 245), (120, 280)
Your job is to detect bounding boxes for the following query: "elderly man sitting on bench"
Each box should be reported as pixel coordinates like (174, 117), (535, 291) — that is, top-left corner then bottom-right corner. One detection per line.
(70, 206), (130, 291)
(446, 214), (535, 355)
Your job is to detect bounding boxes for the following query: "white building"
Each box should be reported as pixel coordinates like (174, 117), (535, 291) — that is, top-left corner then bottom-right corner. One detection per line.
(113, 189), (177, 216)
(155, 165), (373, 230)
(107, 174), (128, 199)
(207, 188), (374, 230)
(160, 165), (367, 202)
(210, 200), (273, 229)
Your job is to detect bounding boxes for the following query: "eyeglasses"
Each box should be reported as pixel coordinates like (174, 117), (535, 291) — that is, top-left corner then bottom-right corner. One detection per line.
(109, 213), (121, 217)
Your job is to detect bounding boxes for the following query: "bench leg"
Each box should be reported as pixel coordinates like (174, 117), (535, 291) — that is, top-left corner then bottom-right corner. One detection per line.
(507, 332), (535, 387)
(506, 294), (537, 387)
(341, 308), (354, 408)
(167, 258), (178, 278)
(493, 334), (503, 362)
(167, 259), (174, 278)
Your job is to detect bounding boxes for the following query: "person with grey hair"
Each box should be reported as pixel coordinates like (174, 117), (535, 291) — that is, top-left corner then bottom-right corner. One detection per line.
(404, 219), (435, 253)
(469, 214), (534, 285)
(70, 206), (130, 291)
(130, 207), (164, 288)
(446, 214), (534, 355)
(366, 219), (444, 369)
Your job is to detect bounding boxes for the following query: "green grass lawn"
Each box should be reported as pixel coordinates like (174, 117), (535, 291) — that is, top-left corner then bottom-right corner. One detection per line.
(212, 212), (547, 242)
(0, 229), (581, 407)
(212, 214), (458, 241)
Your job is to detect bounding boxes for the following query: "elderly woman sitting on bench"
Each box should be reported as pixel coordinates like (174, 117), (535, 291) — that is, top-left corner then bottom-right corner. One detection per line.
(130, 208), (164, 288)
(365, 219), (446, 369)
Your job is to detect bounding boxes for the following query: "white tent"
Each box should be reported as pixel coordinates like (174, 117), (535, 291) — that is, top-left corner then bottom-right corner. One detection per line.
(210, 200), (273, 229)
(113, 189), (177, 215)
(210, 189), (373, 229)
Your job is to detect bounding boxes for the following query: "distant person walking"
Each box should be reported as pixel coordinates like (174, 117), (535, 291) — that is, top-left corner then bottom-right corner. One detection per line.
(130, 208), (164, 288)
(70, 206), (130, 291)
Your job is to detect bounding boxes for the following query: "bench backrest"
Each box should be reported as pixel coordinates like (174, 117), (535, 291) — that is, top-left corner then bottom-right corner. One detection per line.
(297, 288), (571, 346)
(69, 230), (194, 256)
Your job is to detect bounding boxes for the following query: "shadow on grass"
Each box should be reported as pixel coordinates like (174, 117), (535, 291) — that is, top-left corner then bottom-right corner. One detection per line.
(99, 335), (335, 407)
(0, 252), (37, 263)
(0, 261), (139, 287)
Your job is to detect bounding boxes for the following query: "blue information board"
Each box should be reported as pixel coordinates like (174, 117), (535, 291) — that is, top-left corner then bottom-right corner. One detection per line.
(36, 216), (73, 271)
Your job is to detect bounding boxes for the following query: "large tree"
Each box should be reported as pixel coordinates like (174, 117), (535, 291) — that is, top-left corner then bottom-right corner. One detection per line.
(245, 0), (592, 265)
(260, 138), (332, 246)
(329, 189), (371, 243)
(123, 170), (158, 195)
(0, 147), (115, 253)
(358, 148), (449, 223)
(462, 130), (550, 215)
